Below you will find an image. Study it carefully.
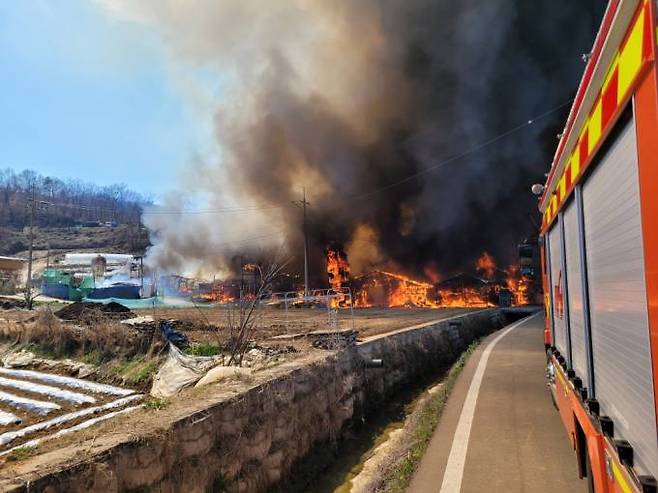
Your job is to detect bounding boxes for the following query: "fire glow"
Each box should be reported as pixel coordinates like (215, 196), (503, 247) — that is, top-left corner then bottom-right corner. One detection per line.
(326, 245), (351, 307)
(326, 248), (530, 309)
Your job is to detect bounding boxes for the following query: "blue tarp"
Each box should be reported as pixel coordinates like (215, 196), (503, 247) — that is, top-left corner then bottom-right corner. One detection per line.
(41, 283), (69, 300)
(81, 296), (200, 310)
(86, 285), (140, 300)
(160, 321), (188, 347)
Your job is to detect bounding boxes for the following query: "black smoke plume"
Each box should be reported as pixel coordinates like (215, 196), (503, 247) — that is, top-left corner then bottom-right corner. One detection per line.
(102, 0), (606, 283)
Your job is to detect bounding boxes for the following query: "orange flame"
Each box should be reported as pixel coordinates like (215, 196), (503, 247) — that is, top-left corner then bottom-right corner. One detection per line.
(327, 248), (350, 290)
(327, 247), (528, 309)
(378, 271), (439, 308)
(476, 252), (496, 279)
(435, 288), (495, 308)
(505, 264), (530, 306)
(326, 246), (351, 306)
(352, 270), (496, 308)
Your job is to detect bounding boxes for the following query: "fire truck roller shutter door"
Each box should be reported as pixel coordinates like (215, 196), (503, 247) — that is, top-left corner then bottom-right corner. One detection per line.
(582, 111), (658, 479)
(545, 236), (556, 345)
(563, 198), (590, 391)
(548, 220), (568, 360)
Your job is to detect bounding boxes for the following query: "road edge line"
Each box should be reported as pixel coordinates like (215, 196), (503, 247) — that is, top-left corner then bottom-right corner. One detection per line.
(439, 312), (541, 493)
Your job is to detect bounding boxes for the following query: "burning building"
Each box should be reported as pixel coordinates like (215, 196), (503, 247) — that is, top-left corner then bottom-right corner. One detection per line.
(352, 270), (439, 308)
(434, 273), (495, 308)
(325, 248), (529, 309)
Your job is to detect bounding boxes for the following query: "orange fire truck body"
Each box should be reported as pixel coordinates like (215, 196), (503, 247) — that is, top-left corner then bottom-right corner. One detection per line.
(540, 1), (658, 491)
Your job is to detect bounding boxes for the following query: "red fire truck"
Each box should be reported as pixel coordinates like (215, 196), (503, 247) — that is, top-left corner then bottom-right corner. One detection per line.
(540, 1), (658, 491)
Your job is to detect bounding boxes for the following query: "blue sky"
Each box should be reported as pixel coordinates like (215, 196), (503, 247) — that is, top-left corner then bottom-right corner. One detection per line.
(0, 0), (214, 197)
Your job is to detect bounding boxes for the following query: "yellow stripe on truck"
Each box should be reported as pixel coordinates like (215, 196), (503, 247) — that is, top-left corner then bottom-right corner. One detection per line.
(554, 363), (569, 397)
(541, 1), (651, 230)
(588, 101), (603, 154)
(611, 458), (633, 493)
(618, 8), (645, 98)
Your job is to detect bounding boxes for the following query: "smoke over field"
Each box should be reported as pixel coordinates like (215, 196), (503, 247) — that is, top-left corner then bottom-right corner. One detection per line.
(99, 0), (605, 282)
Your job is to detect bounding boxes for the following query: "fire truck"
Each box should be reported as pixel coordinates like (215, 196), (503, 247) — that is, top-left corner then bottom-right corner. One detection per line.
(539, 1), (658, 491)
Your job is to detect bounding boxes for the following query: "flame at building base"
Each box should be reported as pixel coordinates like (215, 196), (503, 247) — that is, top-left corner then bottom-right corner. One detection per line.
(326, 247), (531, 309)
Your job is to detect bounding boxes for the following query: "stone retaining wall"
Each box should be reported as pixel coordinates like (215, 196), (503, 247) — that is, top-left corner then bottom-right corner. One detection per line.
(3, 308), (522, 493)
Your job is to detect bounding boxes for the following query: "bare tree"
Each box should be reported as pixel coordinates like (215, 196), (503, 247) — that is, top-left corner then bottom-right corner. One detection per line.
(225, 256), (289, 366)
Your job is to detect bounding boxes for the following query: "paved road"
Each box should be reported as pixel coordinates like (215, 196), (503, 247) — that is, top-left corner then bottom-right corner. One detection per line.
(409, 314), (586, 493)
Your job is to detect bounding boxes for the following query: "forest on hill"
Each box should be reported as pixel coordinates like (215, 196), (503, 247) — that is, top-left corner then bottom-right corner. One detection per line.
(0, 168), (149, 228)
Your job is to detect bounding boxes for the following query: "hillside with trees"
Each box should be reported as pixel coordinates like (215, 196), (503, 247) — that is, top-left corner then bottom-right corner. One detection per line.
(0, 168), (151, 256)
(0, 168), (148, 228)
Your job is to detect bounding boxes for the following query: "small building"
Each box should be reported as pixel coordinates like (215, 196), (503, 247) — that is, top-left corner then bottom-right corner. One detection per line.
(0, 256), (26, 295)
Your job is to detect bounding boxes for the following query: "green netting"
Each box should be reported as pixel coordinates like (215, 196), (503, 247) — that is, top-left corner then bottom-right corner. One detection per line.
(79, 276), (95, 290)
(68, 286), (83, 302)
(42, 269), (70, 285)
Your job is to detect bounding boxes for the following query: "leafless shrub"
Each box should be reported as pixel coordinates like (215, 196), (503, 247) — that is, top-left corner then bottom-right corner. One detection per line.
(225, 256), (289, 366)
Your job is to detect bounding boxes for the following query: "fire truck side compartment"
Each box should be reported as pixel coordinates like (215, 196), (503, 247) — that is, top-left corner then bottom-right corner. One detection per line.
(581, 111), (658, 479)
(548, 221), (568, 363)
(563, 198), (591, 393)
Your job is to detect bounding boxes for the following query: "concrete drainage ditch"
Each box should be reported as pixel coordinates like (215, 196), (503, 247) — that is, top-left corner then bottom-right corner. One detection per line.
(0, 307), (537, 493)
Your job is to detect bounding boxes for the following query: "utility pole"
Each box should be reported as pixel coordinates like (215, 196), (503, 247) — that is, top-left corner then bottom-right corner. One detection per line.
(25, 190), (50, 310)
(25, 187), (36, 310)
(292, 188), (310, 297)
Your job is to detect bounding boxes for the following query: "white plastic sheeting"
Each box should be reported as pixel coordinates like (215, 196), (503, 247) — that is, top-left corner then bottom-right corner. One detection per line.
(151, 344), (219, 398)
(0, 411), (20, 426)
(0, 376), (95, 405)
(195, 366), (252, 388)
(0, 390), (60, 415)
(0, 368), (134, 397)
(0, 405), (140, 457)
(63, 253), (133, 265)
(0, 394), (143, 446)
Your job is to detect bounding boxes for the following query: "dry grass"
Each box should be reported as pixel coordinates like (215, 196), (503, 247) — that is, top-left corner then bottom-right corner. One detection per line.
(0, 307), (150, 361)
(4, 444), (39, 462)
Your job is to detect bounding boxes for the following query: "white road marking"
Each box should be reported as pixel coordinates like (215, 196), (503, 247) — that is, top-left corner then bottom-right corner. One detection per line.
(439, 313), (541, 493)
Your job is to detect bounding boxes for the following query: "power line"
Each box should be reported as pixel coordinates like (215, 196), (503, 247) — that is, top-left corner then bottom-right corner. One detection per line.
(136, 98), (573, 215)
(142, 205), (289, 215)
(31, 99), (572, 218)
(206, 233), (287, 248)
(345, 99), (574, 202)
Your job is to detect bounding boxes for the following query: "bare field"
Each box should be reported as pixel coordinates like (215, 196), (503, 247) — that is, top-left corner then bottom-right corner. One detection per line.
(0, 305), (482, 350)
(132, 305), (482, 341)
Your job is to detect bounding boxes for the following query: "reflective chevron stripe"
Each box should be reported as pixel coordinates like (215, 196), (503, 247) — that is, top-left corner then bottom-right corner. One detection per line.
(542, 1), (653, 228)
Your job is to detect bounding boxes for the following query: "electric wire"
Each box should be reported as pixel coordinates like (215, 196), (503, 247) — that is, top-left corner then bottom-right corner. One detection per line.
(345, 98), (573, 201)
(136, 98), (574, 214)
(27, 99), (573, 216)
